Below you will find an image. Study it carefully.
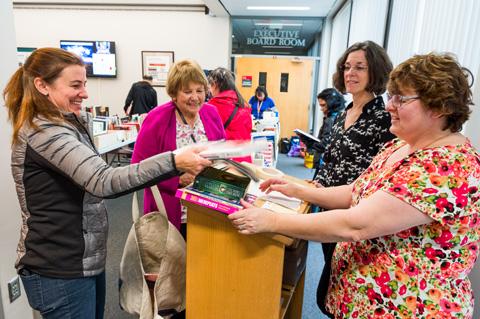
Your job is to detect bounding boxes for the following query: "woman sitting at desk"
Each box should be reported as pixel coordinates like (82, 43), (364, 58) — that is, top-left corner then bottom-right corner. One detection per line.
(249, 86), (276, 119)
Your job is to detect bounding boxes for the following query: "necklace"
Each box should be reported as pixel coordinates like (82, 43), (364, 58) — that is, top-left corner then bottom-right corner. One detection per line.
(175, 106), (197, 143)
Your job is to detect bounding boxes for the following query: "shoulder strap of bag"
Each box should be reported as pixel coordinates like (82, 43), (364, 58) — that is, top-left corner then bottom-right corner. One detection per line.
(130, 185), (167, 223)
(150, 185), (167, 215)
(131, 191), (141, 223)
(224, 103), (239, 129)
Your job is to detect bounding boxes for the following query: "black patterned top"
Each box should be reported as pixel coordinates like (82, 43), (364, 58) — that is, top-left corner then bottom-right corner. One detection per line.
(316, 96), (395, 187)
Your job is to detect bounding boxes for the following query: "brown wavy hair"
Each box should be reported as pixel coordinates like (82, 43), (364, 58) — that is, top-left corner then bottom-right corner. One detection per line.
(166, 59), (208, 98)
(3, 47), (84, 144)
(333, 41), (392, 95)
(387, 53), (472, 132)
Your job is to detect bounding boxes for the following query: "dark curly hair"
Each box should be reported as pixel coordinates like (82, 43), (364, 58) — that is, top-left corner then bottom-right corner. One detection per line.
(387, 53), (473, 132)
(317, 88), (345, 114)
(333, 41), (392, 95)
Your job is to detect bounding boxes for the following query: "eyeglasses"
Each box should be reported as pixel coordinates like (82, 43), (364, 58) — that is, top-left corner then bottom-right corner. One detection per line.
(387, 94), (420, 109)
(342, 64), (368, 73)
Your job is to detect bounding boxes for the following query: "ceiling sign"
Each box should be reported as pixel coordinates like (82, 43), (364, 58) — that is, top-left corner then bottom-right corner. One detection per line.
(247, 29), (306, 47)
(231, 17), (323, 55)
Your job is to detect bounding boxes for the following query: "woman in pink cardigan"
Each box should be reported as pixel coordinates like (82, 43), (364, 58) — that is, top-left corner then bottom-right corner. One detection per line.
(132, 60), (225, 236)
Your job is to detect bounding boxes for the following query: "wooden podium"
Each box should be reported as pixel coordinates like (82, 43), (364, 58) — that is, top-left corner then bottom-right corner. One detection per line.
(183, 194), (309, 319)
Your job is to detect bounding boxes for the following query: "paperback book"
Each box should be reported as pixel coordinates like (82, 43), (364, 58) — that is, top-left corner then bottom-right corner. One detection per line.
(176, 187), (253, 215)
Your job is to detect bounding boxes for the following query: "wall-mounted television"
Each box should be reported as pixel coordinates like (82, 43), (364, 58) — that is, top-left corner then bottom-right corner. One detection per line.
(60, 40), (117, 78)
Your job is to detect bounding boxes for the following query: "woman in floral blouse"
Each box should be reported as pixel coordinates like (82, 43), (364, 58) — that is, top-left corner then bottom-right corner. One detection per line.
(229, 53), (479, 318)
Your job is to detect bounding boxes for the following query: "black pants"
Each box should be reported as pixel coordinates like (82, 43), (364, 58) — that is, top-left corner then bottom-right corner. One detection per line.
(317, 242), (336, 318)
(171, 310), (185, 319)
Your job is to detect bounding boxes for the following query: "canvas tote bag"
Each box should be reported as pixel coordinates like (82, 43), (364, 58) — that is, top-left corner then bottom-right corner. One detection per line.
(119, 186), (186, 319)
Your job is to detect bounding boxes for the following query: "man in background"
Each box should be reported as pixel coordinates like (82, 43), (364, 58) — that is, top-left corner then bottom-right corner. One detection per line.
(124, 75), (158, 116)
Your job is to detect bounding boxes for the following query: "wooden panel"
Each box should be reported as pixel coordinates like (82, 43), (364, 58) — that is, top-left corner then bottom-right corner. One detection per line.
(284, 271), (305, 319)
(235, 57), (314, 138)
(185, 203), (285, 319)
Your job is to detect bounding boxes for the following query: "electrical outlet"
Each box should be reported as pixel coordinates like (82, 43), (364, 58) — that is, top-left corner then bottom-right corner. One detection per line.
(8, 276), (21, 303)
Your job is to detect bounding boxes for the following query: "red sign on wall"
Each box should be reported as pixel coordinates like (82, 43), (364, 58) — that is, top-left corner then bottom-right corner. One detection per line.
(242, 75), (252, 87)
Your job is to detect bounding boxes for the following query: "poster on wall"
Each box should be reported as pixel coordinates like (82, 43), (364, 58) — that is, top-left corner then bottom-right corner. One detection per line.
(17, 47), (36, 67)
(242, 75), (252, 87)
(141, 51), (175, 87)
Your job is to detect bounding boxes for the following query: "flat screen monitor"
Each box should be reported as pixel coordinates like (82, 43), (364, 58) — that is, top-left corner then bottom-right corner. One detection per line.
(60, 40), (117, 78)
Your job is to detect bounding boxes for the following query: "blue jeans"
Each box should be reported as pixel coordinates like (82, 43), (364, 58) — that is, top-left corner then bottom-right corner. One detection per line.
(20, 269), (106, 319)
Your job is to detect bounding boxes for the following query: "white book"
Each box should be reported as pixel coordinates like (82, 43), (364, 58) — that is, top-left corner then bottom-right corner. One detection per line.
(294, 128), (320, 143)
(198, 140), (269, 160)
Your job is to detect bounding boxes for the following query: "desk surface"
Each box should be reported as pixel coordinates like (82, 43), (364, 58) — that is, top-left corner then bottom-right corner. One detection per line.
(97, 138), (135, 154)
(93, 131), (137, 154)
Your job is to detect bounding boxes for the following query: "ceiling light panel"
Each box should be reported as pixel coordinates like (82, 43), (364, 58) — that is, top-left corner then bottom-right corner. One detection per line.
(246, 6), (310, 11)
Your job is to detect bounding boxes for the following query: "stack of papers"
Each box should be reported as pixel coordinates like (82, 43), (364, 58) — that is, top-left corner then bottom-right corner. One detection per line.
(260, 191), (302, 210)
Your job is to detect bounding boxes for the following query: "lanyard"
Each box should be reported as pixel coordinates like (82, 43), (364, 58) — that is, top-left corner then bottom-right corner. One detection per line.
(257, 100), (263, 116)
(175, 106), (197, 143)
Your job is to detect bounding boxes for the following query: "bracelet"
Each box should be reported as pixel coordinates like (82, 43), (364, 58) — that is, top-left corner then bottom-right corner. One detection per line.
(170, 152), (180, 175)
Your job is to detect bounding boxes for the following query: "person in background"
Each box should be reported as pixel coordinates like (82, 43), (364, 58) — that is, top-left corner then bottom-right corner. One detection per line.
(3, 48), (211, 319)
(249, 86), (276, 119)
(312, 88), (345, 179)
(203, 69), (212, 102)
(132, 59), (226, 238)
(314, 40), (396, 317)
(207, 67), (252, 163)
(124, 75), (158, 117)
(229, 52), (479, 319)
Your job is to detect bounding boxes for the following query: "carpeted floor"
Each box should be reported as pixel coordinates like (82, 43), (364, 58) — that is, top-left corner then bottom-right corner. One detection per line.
(104, 153), (329, 319)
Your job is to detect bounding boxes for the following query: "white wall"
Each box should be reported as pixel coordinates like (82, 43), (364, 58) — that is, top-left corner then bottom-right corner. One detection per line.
(13, 4), (230, 116)
(326, 1), (351, 89)
(348, 0), (389, 46)
(0, 2), (35, 319)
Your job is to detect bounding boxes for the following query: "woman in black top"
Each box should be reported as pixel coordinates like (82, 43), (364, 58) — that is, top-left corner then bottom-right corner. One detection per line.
(312, 88), (345, 179)
(315, 41), (395, 318)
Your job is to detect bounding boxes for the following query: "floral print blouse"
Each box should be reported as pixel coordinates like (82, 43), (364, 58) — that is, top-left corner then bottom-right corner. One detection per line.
(176, 117), (208, 149)
(326, 139), (480, 319)
(176, 118), (208, 223)
(316, 96), (395, 187)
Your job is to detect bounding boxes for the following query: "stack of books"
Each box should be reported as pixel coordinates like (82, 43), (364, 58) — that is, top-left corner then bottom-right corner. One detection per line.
(175, 166), (253, 215)
(176, 186), (246, 215)
(176, 164), (303, 216)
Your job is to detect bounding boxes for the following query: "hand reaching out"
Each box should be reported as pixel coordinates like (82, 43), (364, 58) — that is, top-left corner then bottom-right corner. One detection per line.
(259, 178), (303, 198)
(174, 146), (211, 175)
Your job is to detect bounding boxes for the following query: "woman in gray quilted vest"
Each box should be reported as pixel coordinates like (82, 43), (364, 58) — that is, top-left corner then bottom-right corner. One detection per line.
(3, 47), (211, 319)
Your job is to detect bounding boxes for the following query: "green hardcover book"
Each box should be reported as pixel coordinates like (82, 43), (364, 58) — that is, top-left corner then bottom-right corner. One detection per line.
(192, 167), (251, 202)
